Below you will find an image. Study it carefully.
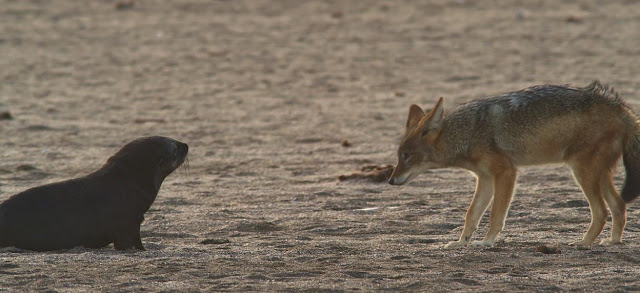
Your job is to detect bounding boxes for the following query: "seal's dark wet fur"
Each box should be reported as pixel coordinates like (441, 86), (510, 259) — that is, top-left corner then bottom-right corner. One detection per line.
(0, 136), (188, 251)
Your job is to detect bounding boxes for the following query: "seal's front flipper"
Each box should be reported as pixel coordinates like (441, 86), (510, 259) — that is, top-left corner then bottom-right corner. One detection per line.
(114, 224), (144, 251)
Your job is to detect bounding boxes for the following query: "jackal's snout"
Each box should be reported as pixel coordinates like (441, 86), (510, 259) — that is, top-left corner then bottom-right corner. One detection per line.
(388, 166), (411, 185)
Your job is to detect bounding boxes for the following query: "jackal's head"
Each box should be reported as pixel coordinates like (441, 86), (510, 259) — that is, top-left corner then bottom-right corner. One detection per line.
(389, 98), (444, 185)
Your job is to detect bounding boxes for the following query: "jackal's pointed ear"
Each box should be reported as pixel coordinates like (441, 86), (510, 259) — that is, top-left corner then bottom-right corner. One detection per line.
(406, 104), (425, 129)
(421, 97), (444, 136)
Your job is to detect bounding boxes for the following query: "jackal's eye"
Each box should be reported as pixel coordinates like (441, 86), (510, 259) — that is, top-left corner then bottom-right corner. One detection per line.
(401, 152), (411, 163)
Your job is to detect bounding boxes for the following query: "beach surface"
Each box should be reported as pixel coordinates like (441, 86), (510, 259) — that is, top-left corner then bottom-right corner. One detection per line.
(2, 0), (640, 291)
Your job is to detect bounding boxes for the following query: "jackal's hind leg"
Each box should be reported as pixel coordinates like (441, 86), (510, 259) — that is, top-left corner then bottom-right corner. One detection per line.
(600, 172), (626, 245)
(568, 162), (608, 246)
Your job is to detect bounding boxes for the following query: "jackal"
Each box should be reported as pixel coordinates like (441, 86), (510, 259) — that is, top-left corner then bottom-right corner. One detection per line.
(388, 81), (640, 248)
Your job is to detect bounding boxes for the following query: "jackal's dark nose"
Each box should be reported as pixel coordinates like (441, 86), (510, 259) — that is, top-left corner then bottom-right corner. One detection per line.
(388, 178), (395, 185)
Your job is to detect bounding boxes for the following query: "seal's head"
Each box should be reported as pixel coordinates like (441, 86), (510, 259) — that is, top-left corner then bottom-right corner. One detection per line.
(106, 136), (189, 191)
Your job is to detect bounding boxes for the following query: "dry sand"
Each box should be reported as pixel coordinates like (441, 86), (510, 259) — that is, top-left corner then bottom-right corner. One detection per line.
(2, 0), (640, 291)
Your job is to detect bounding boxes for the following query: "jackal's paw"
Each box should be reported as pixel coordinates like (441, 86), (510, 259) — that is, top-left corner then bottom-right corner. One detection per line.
(568, 240), (593, 247)
(469, 240), (495, 247)
(599, 238), (622, 246)
(444, 240), (468, 249)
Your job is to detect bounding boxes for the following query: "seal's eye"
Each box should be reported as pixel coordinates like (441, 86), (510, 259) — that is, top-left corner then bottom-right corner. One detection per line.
(163, 143), (177, 159)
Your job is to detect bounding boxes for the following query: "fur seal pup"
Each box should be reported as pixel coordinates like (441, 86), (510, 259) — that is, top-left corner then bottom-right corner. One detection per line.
(0, 136), (188, 251)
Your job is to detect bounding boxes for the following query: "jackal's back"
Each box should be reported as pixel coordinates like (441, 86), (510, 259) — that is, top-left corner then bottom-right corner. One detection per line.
(442, 80), (637, 165)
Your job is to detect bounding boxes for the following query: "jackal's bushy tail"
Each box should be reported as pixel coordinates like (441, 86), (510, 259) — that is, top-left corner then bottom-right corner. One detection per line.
(622, 124), (640, 203)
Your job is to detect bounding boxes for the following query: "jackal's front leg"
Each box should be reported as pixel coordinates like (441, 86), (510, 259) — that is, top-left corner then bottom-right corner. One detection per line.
(445, 174), (494, 249)
(470, 168), (517, 247)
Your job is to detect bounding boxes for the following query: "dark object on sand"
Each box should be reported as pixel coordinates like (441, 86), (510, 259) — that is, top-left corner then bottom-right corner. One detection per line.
(114, 0), (135, 10)
(338, 165), (395, 183)
(0, 111), (12, 120)
(536, 245), (561, 254)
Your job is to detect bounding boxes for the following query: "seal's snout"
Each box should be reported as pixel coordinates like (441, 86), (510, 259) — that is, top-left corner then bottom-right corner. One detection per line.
(176, 141), (189, 158)
(173, 141), (189, 172)
(388, 178), (396, 185)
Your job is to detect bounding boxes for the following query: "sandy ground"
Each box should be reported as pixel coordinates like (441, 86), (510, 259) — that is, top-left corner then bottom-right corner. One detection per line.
(2, 0), (640, 291)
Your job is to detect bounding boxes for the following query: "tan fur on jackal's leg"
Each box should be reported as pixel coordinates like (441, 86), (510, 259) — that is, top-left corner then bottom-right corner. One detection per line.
(601, 173), (626, 245)
(568, 163), (608, 246)
(470, 167), (517, 247)
(445, 174), (494, 249)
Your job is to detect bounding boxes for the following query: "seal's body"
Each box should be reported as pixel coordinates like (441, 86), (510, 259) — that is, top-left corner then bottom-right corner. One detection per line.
(0, 136), (188, 251)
